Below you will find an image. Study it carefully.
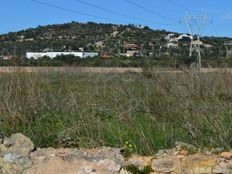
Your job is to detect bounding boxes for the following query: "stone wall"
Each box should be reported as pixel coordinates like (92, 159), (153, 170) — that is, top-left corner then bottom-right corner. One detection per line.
(0, 133), (231, 174)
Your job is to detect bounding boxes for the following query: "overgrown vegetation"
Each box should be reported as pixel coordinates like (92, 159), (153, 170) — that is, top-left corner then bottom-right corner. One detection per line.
(0, 69), (232, 154)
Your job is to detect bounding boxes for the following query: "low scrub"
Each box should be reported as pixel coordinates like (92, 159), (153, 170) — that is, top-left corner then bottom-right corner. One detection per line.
(0, 69), (231, 155)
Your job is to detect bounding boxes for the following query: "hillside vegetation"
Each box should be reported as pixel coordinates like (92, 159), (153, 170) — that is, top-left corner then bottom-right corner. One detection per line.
(0, 22), (231, 67)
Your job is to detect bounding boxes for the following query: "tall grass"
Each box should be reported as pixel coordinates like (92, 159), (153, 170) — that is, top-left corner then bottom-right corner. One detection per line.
(0, 69), (231, 155)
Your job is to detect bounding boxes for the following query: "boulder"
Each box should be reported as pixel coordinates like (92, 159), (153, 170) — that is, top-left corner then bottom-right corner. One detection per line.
(3, 133), (34, 156)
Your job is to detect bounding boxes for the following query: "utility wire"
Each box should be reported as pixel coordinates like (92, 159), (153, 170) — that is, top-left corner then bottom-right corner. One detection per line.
(166, 0), (190, 11)
(74, 0), (178, 26)
(29, 0), (129, 24)
(124, 0), (179, 23)
(210, 20), (219, 37)
(166, 0), (204, 14)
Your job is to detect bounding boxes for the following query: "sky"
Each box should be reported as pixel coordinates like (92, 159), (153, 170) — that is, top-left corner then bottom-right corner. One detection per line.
(0, 0), (232, 37)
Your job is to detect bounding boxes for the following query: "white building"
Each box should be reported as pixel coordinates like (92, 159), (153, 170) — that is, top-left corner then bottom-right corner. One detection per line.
(26, 52), (98, 59)
(166, 42), (178, 48)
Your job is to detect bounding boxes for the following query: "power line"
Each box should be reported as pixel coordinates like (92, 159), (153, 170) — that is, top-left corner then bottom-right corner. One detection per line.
(166, 0), (190, 12)
(29, 0), (129, 24)
(73, 0), (178, 26)
(166, 0), (204, 14)
(124, 0), (179, 23)
(210, 20), (219, 36)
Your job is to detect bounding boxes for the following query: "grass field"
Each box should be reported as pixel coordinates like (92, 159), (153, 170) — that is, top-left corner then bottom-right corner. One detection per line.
(0, 69), (232, 155)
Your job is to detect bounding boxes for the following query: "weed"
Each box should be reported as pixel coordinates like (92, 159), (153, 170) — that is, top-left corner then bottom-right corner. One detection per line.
(125, 164), (153, 174)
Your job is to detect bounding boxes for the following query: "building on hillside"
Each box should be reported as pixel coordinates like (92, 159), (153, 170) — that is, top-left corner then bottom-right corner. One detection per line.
(120, 50), (139, 57)
(26, 52), (98, 59)
(192, 40), (203, 45)
(79, 47), (84, 52)
(125, 50), (139, 57)
(165, 33), (178, 42)
(177, 34), (193, 41)
(165, 33), (180, 48)
(166, 42), (178, 48)
(3, 55), (13, 60)
(124, 43), (139, 50)
(165, 34), (194, 48)
(203, 44), (213, 48)
(101, 52), (112, 58)
(121, 43), (140, 57)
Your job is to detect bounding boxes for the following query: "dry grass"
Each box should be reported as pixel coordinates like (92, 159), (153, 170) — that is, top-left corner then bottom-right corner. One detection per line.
(0, 67), (143, 73)
(0, 68), (231, 154)
(1, 66), (232, 74)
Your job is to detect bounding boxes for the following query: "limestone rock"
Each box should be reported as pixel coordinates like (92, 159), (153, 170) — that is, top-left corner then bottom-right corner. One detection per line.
(180, 155), (217, 174)
(221, 151), (232, 159)
(151, 157), (177, 173)
(24, 148), (123, 174)
(0, 155), (32, 174)
(3, 133), (34, 156)
(3, 153), (18, 163)
(180, 150), (189, 156)
(213, 160), (232, 174)
(0, 133), (232, 174)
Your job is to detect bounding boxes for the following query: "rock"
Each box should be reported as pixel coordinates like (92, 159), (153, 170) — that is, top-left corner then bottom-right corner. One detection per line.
(0, 155), (32, 174)
(0, 158), (23, 174)
(84, 147), (125, 165)
(151, 157), (177, 173)
(177, 155), (187, 161)
(0, 133), (34, 174)
(221, 151), (232, 159)
(3, 153), (18, 163)
(175, 141), (198, 154)
(156, 149), (174, 156)
(24, 151), (122, 174)
(1, 133), (232, 174)
(3, 152), (32, 167)
(98, 159), (121, 172)
(210, 147), (224, 155)
(0, 144), (7, 156)
(3, 133), (34, 156)
(0, 137), (3, 144)
(213, 161), (232, 174)
(180, 150), (189, 156)
(24, 147), (124, 174)
(181, 155), (217, 174)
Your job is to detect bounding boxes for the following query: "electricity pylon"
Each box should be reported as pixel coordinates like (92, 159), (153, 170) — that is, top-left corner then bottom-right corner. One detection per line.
(224, 41), (232, 58)
(183, 13), (209, 69)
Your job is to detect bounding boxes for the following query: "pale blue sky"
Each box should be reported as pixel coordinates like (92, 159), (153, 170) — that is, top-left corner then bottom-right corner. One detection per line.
(0, 0), (232, 37)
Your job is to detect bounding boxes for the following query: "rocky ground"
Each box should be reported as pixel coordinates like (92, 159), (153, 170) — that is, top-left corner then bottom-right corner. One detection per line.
(0, 133), (232, 174)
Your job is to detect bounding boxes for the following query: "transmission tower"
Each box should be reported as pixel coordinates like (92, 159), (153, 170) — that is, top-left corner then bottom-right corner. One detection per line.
(183, 14), (209, 69)
(224, 41), (232, 58)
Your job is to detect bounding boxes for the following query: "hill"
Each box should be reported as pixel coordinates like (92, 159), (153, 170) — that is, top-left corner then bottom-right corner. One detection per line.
(0, 22), (169, 55)
(0, 21), (231, 67)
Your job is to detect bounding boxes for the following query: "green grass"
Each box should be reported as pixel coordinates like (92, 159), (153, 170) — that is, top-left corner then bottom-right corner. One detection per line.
(0, 70), (232, 155)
